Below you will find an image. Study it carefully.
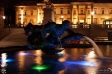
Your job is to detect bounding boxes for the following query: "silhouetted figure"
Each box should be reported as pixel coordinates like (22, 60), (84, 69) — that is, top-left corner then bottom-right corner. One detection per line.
(40, 22), (58, 53)
(24, 20), (84, 53)
(24, 22), (44, 49)
(41, 20), (84, 53)
(42, 20), (84, 45)
(24, 22), (33, 36)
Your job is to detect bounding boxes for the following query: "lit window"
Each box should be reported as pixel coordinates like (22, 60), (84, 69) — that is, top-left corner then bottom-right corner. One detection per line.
(110, 10), (112, 14)
(68, 9), (70, 14)
(102, 10), (104, 14)
(18, 14), (21, 16)
(54, 8), (56, 14)
(88, 10), (90, 14)
(24, 11), (26, 15)
(94, 10), (96, 14)
(31, 10), (33, 15)
(81, 10), (83, 14)
(61, 8), (63, 14)
(18, 18), (21, 20)
(74, 10), (76, 14)
(93, 8), (97, 14)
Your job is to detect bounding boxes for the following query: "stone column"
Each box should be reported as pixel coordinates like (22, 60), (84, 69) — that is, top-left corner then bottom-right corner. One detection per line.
(37, 6), (41, 24)
(91, 4), (93, 24)
(71, 5), (73, 24)
(84, 5), (87, 24)
(77, 5), (79, 24)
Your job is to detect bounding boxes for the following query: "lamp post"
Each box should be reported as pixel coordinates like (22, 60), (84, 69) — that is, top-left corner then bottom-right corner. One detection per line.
(3, 16), (6, 27)
(61, 15), (64, 22)
(91, 11), (94, 24)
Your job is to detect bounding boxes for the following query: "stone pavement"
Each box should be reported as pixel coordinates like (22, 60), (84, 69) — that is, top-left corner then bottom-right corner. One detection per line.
(0, 28), (27, 48)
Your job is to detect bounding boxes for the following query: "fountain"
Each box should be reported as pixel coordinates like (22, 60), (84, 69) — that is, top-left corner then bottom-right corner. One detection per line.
(84, 36), (103, 58)
(56, 36), (103, 58)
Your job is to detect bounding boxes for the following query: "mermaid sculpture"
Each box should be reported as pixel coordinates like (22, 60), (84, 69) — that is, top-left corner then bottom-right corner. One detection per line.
(24, 20), (84, 53)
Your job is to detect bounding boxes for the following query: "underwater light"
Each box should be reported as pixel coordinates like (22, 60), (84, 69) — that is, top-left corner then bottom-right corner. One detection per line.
(31, 64), (51, 71)
(5, 59), (14, 62)
(1, 53), (13, 67)
(0, 53), (14, 63)
(0, 58), (14, 62)
(0, 59), (14, 62)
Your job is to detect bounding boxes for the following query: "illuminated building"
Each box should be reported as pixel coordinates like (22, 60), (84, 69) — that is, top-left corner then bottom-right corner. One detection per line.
(0, 7), (5, 28)
(15, 1), (112, 27)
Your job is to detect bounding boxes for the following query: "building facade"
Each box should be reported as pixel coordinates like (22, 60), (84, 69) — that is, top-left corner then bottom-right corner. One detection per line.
(0, 7), (5, 28)
(15, 2), (112, 27)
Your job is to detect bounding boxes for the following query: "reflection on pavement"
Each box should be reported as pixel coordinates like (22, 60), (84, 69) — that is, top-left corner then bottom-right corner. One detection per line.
(0, 46), (112, 74)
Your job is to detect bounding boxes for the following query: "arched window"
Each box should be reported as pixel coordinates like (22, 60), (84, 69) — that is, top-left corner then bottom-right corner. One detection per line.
(88, 10), (90, 14)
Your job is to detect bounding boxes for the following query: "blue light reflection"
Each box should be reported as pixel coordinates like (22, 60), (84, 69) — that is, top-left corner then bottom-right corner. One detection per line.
(0, 59), (14, 62)
(19, 52), (30, 56)
(65, 60), (96, 66)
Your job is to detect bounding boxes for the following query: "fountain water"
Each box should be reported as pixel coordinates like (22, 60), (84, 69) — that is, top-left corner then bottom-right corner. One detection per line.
(84, 36), (103, 58)
(55, 37), (64, 50)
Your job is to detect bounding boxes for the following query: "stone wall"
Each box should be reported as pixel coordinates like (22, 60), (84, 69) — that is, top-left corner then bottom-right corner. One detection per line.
(0, 28), (111, 41)
(70, 28), (112, 39)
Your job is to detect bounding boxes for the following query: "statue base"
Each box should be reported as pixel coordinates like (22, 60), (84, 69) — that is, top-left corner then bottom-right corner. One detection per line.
(42, 8), (55, 25)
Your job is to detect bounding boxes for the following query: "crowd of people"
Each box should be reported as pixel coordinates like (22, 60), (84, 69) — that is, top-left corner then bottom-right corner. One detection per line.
(24, 20), (84, 53)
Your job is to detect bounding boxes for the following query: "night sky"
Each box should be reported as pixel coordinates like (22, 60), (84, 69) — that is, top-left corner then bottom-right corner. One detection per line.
(0, 0), (112, 8)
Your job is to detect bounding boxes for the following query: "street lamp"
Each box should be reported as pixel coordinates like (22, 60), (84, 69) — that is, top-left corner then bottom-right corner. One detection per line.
(91, 11), (94, 24)
(3, 16), (6, 19)
(61, 15), (64, 22)
(2, 16), (6, 27)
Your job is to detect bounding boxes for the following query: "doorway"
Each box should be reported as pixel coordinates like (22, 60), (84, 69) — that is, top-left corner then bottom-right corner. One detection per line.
(79, 20), (84, 24)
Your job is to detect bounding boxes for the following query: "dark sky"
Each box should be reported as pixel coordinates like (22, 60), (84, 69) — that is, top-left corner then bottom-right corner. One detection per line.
(0, 0), (37, 7)
(0, 0), (112, 7)
(0, 0), (56, 7)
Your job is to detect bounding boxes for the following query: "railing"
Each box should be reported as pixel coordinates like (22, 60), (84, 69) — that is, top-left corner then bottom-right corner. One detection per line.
(80, 37), (112, 44)
(94, 37), (109, 42)
(70, 24), (112, 28)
